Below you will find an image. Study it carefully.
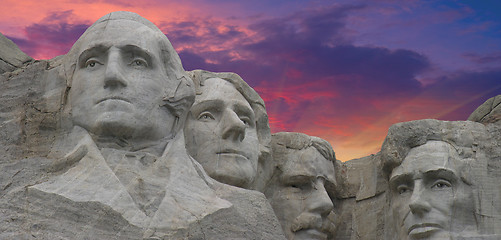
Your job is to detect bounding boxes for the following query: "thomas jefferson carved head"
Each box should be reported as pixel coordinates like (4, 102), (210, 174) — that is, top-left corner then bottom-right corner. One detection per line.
(184, 70), (271, 189)
(62, 11), (194, 143)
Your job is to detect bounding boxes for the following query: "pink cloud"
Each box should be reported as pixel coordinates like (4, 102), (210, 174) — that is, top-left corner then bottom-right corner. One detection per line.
(1, 1), (499, 162)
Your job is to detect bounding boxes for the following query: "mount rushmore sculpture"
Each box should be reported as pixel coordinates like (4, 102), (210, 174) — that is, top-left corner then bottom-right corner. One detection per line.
(0, 11), (500, 240)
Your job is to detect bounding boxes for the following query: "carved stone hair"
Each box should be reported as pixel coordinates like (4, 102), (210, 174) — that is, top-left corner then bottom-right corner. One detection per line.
(380, 119), (496, 183)
(271, 132), (336, 163)
(60, 11), (195, 132)
(269, 132), (337, 191)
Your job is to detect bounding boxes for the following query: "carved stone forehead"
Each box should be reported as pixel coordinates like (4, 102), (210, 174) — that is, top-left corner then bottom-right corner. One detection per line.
(75, 12), (166, 54)
(195, 78), (251, 106)
(63, 11), (188, 93)
(390, 141), (460, 180)
(280, 147), (336, 183)
(89, 11), (163, 34)
(78, 20), (162, 52)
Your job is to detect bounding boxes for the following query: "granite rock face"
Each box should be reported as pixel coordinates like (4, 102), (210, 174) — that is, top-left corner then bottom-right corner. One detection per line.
(0, 32), (33, 74)
(184, 70), (272, 191)
(1, 11), (501, 240)
(380, 119), (501, 239)
(0, 11), (284, 240)
(469, 95), (501, 124)
(265, 132), (337, 240)
(332, 153), (387, 240)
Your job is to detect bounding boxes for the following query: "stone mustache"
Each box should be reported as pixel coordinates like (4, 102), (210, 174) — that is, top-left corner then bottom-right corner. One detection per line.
(0, 11), (500, 240)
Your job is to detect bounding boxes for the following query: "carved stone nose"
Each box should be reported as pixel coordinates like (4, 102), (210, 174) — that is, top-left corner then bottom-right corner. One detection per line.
(221, 111), (246, 142)
(307, 180), (334, 217)
(104, 51), (127, 89)
(408, 182), (432, 215)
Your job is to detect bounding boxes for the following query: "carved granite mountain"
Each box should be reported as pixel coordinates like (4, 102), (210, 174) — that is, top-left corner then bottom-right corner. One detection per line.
(332, 119), (501, 240)
(0, 32), (32, 74)
(1, 11), (500, 240)
(468, 95), (501, 124)
(0, 12), (284, 240)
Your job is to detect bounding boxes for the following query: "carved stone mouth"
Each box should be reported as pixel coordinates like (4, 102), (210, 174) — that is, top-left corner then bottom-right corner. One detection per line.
(97, 96), (131, 104)
(216, 149), (248, 159)
(296, 229), (327, 240)
(408, 223), (442, 235)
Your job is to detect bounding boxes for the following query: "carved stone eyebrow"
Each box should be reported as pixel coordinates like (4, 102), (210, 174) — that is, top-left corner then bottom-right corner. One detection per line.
(77, 44), (110, 67)
(120, 44), (153, 66)
(280, 161), (317, 183)
(233, 102), (255, 121)
(389, 173), (413, 188)
(190, 99), (224, 115)
(422, 168), (458, 182)
(389, 168), (458, 187)
(280, 173), (315, 184)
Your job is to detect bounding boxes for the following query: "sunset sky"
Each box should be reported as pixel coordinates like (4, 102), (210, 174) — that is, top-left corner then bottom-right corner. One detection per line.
(1, 0), (500, 161)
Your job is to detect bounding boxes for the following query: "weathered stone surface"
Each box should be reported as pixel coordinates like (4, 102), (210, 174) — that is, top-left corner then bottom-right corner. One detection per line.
(332, 153), (387, 240)
(184, 70), (272, 191)
(265, 132), (336, 240)
(0, 32), (33, 74)
(329, 118), (501, 240)
(335, 153), (386, 200)
(0, 11), (285, 239)
(468, 95), (501, 124)
(380, 119), (501, 239)
(2, 10), (501, 240)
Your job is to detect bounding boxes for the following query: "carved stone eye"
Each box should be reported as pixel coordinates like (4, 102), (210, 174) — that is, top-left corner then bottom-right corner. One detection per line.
(131, 59), (147, 67)
(240, 118), (250, 126)
(198, 112), (215, 121)
(85, 60), (99, 68)
(431, 180), (451, 189)
(396, 185), (411, 195)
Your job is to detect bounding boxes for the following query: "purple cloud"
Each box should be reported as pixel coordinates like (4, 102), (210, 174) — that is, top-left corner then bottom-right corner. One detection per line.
(423, 69), (501, 119)
(8, 10), (89, 59)
(463, 52), (501, 64)
(177, 4), (429, 100)
(173, 2), (500, 138)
